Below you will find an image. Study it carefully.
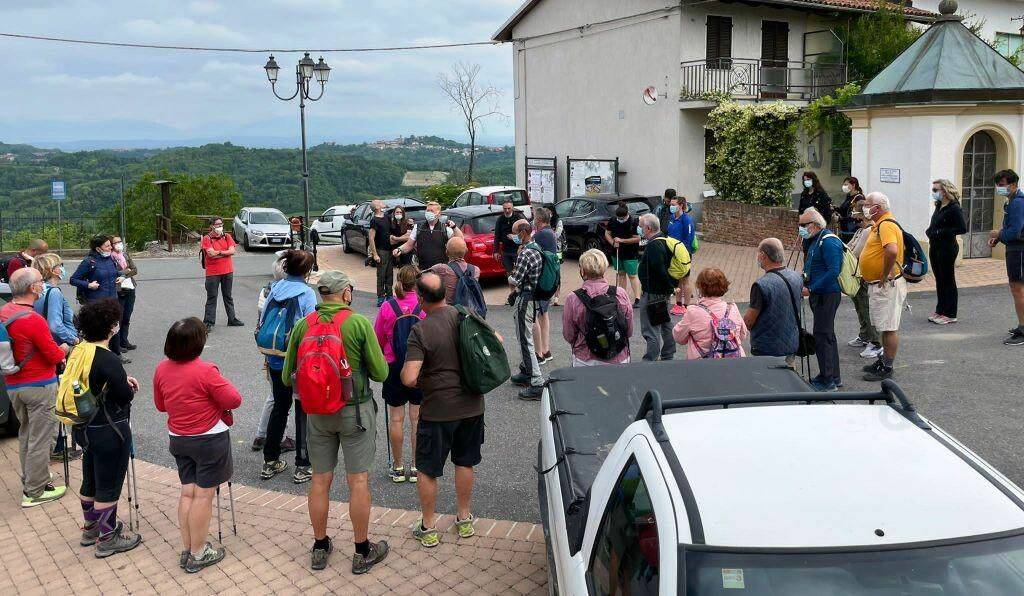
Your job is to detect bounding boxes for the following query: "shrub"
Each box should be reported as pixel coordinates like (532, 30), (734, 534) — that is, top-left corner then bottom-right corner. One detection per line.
(421, 182), (472, 208)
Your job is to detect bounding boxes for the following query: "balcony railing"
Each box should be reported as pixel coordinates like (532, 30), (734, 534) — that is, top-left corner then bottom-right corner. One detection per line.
(681, 58), (846, 102)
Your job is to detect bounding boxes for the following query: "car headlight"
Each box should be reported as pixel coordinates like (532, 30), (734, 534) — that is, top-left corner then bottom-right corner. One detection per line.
(251, 229), (266, 237)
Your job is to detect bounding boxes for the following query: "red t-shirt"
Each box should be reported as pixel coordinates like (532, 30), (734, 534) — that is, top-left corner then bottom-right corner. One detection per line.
(0, 302), (66, 388)
(201, 234), (236, 277)
(153, 358), (243, 435)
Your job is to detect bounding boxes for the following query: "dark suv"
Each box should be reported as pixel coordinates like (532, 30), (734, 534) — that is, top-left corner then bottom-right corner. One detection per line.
(339, 198), (425, 255)
(554, 193), (656, 255)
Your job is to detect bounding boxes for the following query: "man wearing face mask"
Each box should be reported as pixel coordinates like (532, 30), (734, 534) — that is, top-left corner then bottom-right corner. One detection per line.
(800, 208), (844, 391)
(637, 214), (677, 361)
(201, 218), (244, 332)
(988, 170), (1024, 345)
(508, 220), (546, 400)
(743, 238), (802, 366)
(1, 238), (48, 302)
(492, 199), (525, 276)
(605, 203), (642, 306)
(859, 192), (905, 381)
(393, 201), (463, 271)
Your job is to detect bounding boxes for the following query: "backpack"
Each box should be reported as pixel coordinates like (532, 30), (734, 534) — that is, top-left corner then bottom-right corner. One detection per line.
(0, 254), (27, 284)
(525, 242), (561, 301)
(690, 234), (700, 255)
(255, 295), (300, 357)
(653, 237), (692, 281)
(878, 219), (929, 283)
(691, 304), (742, 359)
(0, 311), (34, 375)
(455, 305), (510, 395)
(388, 298), (422, 366)
(55, 343), (102, 427)
(450, 262), (487, 319)
(815, 232), (861, 297)
(293, 310), (355, 415)
(573, 286), (628, 360)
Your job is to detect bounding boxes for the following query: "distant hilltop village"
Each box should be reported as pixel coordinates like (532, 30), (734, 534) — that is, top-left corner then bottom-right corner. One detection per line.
(367, 135), (507, 155)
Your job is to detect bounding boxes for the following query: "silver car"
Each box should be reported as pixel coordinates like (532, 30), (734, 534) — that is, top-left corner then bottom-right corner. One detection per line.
(232, 207), (291, 250)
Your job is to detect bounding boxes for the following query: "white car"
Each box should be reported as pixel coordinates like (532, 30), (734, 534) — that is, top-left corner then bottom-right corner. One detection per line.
(451, 185), (533, 219)
(232, 207), (291, 250)
(310, 205), (356, 244)
(539, 357), (1024, 595)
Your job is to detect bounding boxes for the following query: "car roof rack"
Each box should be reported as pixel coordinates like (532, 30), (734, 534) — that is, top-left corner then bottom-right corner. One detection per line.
(635, 379), (929, 443)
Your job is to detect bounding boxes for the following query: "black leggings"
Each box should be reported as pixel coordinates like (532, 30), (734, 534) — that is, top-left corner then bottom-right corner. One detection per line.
(930, 241), (959, 318)
(263, 369), (309, 467)
(75, 419), (131, 502)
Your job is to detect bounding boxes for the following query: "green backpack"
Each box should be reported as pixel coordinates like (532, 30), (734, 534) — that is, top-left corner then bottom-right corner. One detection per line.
(526, 242), (561, 301)
(454, 305), (510, 395)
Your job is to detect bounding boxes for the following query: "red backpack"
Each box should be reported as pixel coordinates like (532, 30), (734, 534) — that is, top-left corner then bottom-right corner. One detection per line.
(293, 309), (355, 415)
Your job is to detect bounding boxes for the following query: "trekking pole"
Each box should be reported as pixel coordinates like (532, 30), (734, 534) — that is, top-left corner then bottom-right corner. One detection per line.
(60, 425), (70, 488)
(216, 485), (223, 543)
(383, 406), (392, 472)
(129, 439), (141, 533)
(228, 481), (237, 536)
(615, 245), (621, 288)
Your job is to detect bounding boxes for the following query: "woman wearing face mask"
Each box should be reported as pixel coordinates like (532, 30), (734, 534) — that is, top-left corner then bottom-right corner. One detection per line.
(111, 236), (138, 351)
(798, 172), (832, 254)
(844, 200), (883, 359)
(70, 235), (125, 357)
(32, 253), (79, 347)
(925, 179), (967, 325)
(835, 176), (864, 243)
(388, 207), (414, 266)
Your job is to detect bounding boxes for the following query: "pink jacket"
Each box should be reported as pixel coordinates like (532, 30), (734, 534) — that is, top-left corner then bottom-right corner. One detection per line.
(561, 279), (633, 363)
(672, 297), (748, 360)
(373, 292), (425, 363)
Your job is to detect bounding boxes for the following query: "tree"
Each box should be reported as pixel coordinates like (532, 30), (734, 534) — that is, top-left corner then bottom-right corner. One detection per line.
(844, 5), (922, 82)
(437, 62), (506, 183)
(421, 181), (472, 208)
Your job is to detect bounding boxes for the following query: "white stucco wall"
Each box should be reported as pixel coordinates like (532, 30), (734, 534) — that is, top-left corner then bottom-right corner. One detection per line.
(915, 0), (1024, 43)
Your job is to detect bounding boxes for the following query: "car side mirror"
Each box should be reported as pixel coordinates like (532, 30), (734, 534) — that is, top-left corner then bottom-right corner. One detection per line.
(319, 216), (330, 222)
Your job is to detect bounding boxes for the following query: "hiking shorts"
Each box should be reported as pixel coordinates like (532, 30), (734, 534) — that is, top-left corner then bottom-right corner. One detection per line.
(1007, 250), (1024, 283)
(536, 300), (551, 315)
(613, 257), (639, 276)
(169, 430), (233, 489)
(415, 415), (485, 478)
(383, 361), (422, 407)
(306, 399), (376, 475)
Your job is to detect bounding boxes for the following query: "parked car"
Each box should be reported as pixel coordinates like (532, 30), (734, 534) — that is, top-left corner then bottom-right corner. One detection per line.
(232, 207), (291, 251)
(442, 205), (507, 279)
(0, 383), (17, 436)
(540, 357), (1024, 594)
(554, 193), (655, 255)
(340, 198), (425, 256)
(451, 186), (532, 220)
(310, 205), (356, 244)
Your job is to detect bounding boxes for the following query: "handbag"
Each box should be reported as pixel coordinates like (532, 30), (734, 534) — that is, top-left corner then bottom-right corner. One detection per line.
(645, 295), (670, 327)
(770, 270), (816, 357)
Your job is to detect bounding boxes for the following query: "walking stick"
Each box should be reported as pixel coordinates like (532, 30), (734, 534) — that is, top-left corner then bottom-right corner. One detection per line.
(216, 485), (223, 543)
(228, 481), (237, 536)
(126, 438), (140, 533)
(60, 425), (70, 488)
(383, 406), (392, 472)
(615, 244), (621, 288)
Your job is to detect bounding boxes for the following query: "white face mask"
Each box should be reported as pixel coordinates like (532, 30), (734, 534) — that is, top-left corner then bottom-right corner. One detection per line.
(213, 226), (224, 235)
(841, 185), (851, 194)
(114, 242), (124, 252)
(862, 206), (874, 218)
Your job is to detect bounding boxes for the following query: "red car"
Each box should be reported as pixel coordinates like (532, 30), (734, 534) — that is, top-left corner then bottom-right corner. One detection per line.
(442, 205), (507, 279)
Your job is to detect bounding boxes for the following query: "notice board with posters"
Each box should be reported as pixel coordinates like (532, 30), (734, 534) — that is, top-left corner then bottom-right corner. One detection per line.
(567, 158), (618, 197)
(525, 157), (556, 204)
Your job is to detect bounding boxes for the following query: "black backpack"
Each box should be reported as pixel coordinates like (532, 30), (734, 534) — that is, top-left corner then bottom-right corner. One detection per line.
(0, 254), (27, 284)
(574, 286), (628, 360)
(878, 219), (929, 283)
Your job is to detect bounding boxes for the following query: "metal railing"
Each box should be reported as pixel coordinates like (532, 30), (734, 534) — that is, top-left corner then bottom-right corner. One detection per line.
(681, 58), (846, 102)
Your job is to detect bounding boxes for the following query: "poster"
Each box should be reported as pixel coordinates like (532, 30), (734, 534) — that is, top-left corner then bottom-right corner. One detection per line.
(525, 156), (556, 204)
(568, 158), (618, 197)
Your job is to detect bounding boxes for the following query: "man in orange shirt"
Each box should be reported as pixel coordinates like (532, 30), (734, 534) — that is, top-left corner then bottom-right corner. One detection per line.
(858, 192), (905, 381)
(201, 217), (244, 331)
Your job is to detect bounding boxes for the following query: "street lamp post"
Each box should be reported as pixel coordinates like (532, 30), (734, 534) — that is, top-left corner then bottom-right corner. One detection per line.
(263, 52), (331, 248)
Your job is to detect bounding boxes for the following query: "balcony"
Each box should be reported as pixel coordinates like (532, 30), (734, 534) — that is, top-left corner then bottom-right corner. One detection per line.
(680, 58), (846, 107)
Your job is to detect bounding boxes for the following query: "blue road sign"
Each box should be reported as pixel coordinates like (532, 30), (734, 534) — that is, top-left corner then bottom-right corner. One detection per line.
(51, 180), (66, 201)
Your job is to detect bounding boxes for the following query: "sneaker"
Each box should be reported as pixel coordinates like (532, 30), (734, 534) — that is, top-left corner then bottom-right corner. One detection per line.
(944, 317), (958, 323)
(261, 460), (287, 480)
(351, 540), (390, 575)
(51, 448), (83, 462)
(934, 315), (953, 325)
(184, 542), (225, 572)
(833, 378), (843, 388)
(122, 341), (137, 351)
(518, 386), (543, 401)
(227, 319), (245, 327)
(455, 514), (476, 539)
(80, 522), (99, 546)
(280, 437), (296, 453)
(633, 299), (640, 309)
(21, 484), (67, 508)
(119, 355), (132, 364)
(928, 313), (939, 323)
(863, 364), (894, 382)
(809, 377), (838, 392)
(509, 373), (531, 387)
(862, 359), (884, 374)
(847, 336), (868, 347)
(95, 521), (142, 558)
(205, 323), (214, 332)
(179, 550), (189, 569)
(311, 538), (332, 571)
(860, 343), (884, 359)
(670, 304), (686, 316)
(293, 466), (313, 484)
(408, 467), (418, 483)
(1005, 332), (1024, 346)
(390, 467), (407, 483)
(542, 352), (554, 364)
(412, 521), (440, 548)
(250, 437), (265, 452)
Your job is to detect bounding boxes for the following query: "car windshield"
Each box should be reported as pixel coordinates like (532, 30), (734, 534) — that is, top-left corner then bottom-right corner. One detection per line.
(684, 532), (1024, 595)
(623, 200), (650, 215)
(464, 214), (499, 234)
(249, 211), (288, 225)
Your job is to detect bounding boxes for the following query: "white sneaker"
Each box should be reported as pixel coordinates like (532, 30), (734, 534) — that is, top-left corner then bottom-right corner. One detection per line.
(847, 336), (868, 347)
(860, 343), (884, 359)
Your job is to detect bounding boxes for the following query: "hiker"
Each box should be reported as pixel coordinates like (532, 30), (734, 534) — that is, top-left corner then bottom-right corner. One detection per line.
(1, 238), (47, 301)
(654, 188), (675, 233)
(989, 169), (1024, 345)
(111, 235), (139, 351)
(2, 267), (70, 507)
(800, 207), (844, 390)
(637, 213), (677, 362)
(665, 195), (696, 315)
(531, 207), (558, 364)
(508, 220), (545, 400)
(743, 238), (802, 366)
(836, 176), (865, 243)
(673, 268), (747, 359)
(251, 252), (295, 454)
(367, 200), (394, 306)
(259, 249), (317, 483)
(373, 265), (425, 484)
(401, 271), (484, 548)
(72, 297), (142, 558)
(388, 205), (416, 267)
(428, 237), (481, 306)
(562, 248), (632, 366)
(605, 202), (642, 305)
(493, 199), (526, 276)
(70, 235), (126, 361)
(859, 192), (907, 380)
(798, 171), (832, 254)
(392, 201), (462, 270)
(281, 270), (389, 574)
(845, 199), (883, 359)
(201, 218), (244, 331)
(153, 317), (242, 573)
(926, 179), (967, 325)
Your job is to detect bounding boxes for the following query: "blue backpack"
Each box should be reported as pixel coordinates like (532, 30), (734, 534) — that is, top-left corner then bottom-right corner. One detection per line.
(388, 299), (423, 365)
(256, 296), (300, 357)
(450, 263), (487, 319)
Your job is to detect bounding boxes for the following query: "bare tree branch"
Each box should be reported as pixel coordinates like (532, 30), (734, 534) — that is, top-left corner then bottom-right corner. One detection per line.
(437, 61), (507, 183)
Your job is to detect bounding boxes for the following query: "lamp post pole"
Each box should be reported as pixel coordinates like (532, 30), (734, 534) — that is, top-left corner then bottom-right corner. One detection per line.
(264, 52), (331, 248)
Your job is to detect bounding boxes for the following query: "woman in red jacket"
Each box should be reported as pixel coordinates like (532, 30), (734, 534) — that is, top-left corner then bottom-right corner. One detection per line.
(153, 317), (242, 574)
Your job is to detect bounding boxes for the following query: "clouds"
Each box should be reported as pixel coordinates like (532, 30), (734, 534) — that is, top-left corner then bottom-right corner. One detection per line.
(0, 0), (515, 146)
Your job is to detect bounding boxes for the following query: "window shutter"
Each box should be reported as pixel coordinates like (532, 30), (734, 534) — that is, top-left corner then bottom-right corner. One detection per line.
(706, 16), (732, 67)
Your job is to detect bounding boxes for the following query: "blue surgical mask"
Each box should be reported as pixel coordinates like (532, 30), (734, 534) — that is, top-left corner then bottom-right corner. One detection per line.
(932, 191), (942, 201)
(797, 225), (810, 239)
(803, 179), (813, 189)
(425, 211), (437, 222)
(997, 186), (1010, 197)
(636, 225), (642, 235)
(616, 217), (628, 224)
(99, 251), (111, 258)
(58, 267), (66, 281)
(512, 235), (522, 245)
(669, 205), (679, 214)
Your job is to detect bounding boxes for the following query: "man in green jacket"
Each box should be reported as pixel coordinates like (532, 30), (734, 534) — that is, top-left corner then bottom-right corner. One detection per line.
(637, 213), (677, 361)
(282, 270), (390, 575)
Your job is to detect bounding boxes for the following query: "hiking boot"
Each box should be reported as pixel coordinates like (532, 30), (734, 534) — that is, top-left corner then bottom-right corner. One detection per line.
(122, 341), (137, 350)
(51, 447), (83, 462)
(390, 467), (407, 483)
(455, 514), (476, 539)
(847, 336), (868, 347)
(518, 386), (543, 401)
(80, 522), (99, 546)
(280, 436), (296, 453)
(184, 542), (225, 572)
(509, 373), (531, 387)
(352, 540), (389, 575)
(670, 304), (687, 316)
(860, 343), (884, 359)
(261, 460), (287, 480)
(21, 484), (67, 508)
(862, 358), (885, 374)
(863, 364), (894, 382)
(119, 355), (132, 364)
(311, 537), (332, 571)
(95, 521), (142, 558)
(293, 466), (313, 484)
(1005, 331), (1024, 346)
(412, 521), (440, 548)
(179, 550), (189, 569)
(227, 319), (245, 327)
(408, 467), (418, 484)
(250, 437), (265, 452)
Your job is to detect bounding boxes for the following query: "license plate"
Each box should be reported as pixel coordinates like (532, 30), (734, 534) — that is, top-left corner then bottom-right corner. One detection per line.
(270, 238), (284, 244)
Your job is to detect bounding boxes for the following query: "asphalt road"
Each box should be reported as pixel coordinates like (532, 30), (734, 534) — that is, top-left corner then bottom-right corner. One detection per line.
(55, 253), (1024, 524)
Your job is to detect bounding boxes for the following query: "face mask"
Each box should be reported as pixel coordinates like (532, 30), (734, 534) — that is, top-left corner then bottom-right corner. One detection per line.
(57, 267), (66, 281)
(932, 191), (942, 201)
(636, 225), (643, 235)
(99, 251), (111, 258)
(797, 225), (810, 239)
(862, 206), (873, 218)
(512, 235), (522, 245)
(394, 213), (402, 221)
(669, 205), (679, 214)
(842, 185), (851, 194)
(803, 179), (813, 189)
(997, 186), (1010, 197)
(114, 242), (124, 252)
(213, 226), (224, 235)
(425, 211), (437, 222)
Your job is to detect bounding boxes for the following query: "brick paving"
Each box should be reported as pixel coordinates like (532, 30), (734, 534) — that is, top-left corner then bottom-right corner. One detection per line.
(0, 438), (548, 595)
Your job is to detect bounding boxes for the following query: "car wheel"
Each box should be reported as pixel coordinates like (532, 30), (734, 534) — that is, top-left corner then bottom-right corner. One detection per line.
(342, 231), (353, 254)
(242, 234), (251, 252)
(583, 236), (602, 252)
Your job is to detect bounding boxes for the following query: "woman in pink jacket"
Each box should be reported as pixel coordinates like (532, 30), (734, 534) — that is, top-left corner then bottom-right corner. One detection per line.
(672, 268), (749, 359)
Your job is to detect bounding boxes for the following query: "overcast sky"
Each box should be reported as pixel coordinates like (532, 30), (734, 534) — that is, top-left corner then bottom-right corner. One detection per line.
(0, 0), (519, 148)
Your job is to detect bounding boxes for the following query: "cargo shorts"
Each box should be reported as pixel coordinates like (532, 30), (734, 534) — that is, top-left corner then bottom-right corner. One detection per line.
(306, 399), (377, 475)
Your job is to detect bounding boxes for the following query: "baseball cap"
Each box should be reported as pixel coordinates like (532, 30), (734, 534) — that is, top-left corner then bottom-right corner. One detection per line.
(317, 270), (353, 295)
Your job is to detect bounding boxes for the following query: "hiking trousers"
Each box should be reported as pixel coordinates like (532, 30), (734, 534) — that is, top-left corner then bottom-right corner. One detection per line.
(204, 273), (237, 325)
(264, 370), (309, 467)
(514, 292), (544, 387)
(810, 292), (841, 382)
(10, 383), (59, 498)
(375, 250), (394, 301)
(639, 293), (675, 362)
